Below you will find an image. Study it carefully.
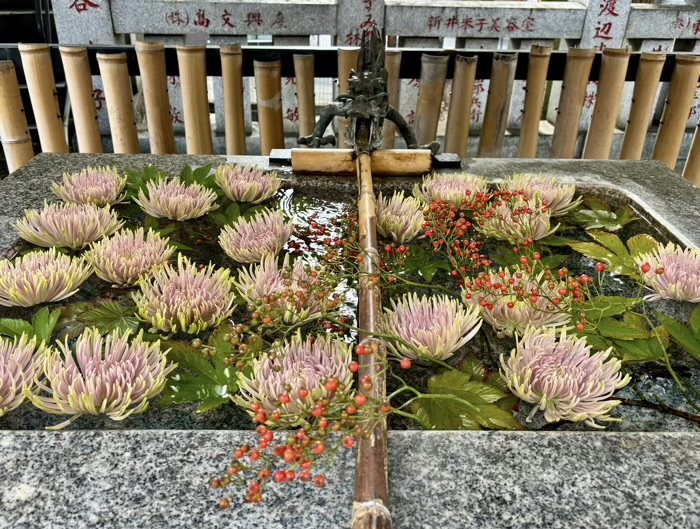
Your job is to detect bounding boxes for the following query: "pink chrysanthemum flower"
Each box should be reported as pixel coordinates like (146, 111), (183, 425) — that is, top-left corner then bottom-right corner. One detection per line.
(86, 228), (176, 287)
(219, 209), (294, 264)
(376, 191), (424, 243)
(379, 293), (482, 361)
(51, 166), (127, 206)
(463, 268), (571, 337)
(1, 334), (47, 416)
(233, 332), (352, 425)
(501, 326), (630, 428)
(132, 254), (234, 334)
(14, 201), (123, 249)
(233, 254), (327, 323)
(25, 328), (176, 430)
(0, 249), (92, 307)
(635, 242), (700, 303)
(413, 172), (489, 205)
(135, 177), (219, 221)
(214, 164), (282, 204)
(475, 196), (559, 244)
(499, 174), (581, 217)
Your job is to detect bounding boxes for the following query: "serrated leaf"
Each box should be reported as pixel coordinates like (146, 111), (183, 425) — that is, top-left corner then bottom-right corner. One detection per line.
(30, 307), (61, 343)
(225, 202), (242, 222)
(411, 396), (482, 430)
(537, 236), (580, 247)
(580, 296), (641, 321)
(403, 245), (452, 283)
(588, 230), (629, 258)
(0, 318), (35, 339)
(592, 317), (650, 340)
(207, 212), (231, 226)
(568, 242), (620, 268)
(568, 204), (638, 232)
(428, 370), (506, 405)
(627, 234), (658, 258)
(612, 337), (665, 363)
(55, 300), (139, 339)
(623, 312), (647, 331)
(690, 305), (700, 338)
(583, 197), (611, 212)
(656, 312), (700, 361)
(472, 404), (523, 430)
(458, 354), (486, 382)
(570, 330), (611, 351)
(540, 254), (569, 269)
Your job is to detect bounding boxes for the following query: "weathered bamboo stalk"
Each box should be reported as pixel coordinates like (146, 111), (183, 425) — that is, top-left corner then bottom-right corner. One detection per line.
(478, 53), (517, 157)
(96, 52), (140, 153)
(291, 148), (432, 176)
(382, 49), (402, 149)
(254, 60), (285, 156)
(444, 55), (477, 158)
(414, 54), (449, 146)
(620, 52), (666, 160)
(352, 151), (391, 529)
(683, 124), (700, 185)
(220, 44), (247, 155)
(293, 54), (316, 139)
(652, 54), (700, 169)
(0, 60), (34, 172)
(60, 46), (102, 153)
(338, 48), (360, 144)
(583, 47), (631, 160)
(18, 43), (68, 153)
(518, 45), (551, 158)
(176, 45), (213, 155)
(550, 48), (595, 159)
(135, 41), (176, 154)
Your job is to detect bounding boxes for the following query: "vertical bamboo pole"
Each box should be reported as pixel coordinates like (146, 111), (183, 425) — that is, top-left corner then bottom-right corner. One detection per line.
(60, 46), (102, 153)
(135, 41), (176, 154)
(382, 49), (402, 149)
(583, 47), (631, 159)
(254, 60), (284, 155)
(518, 45), (551, 158)
(620, 52), (666, 160)
(18, 43), (68, 153)
(652, 54), (700, 169)
(478, 53), (517, 158)
(351, 151), (391, 529)
(683, 124), (700, 185)
(294, 54), (316, 138)
(176, 45), (213, 155)
(444, 55), (477, 158)
(96, 53), (140, 154)
(0, 61), (34, 172)
(221, 45), (247, 155)
(414, 54), (449, 146)
(338, 48), (360, 145)
(550, 48), (595, 159)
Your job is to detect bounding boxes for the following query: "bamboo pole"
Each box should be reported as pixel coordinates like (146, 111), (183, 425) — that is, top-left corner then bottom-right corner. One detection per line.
(96, 53), (140, 154)
(337, 48), (360, 145)
(135, 41), (176, 154)
(620, 52), (666, 160)
(478, 53), (517, 158)
(683, 124), (700, 185)
(176, 45), (213, 155)
(221, 44), (247, 155)
(414, 54), (449, 146)
(254, 60), (285, 156)
(382, 49), (402, 149)
(351, 150), (391, 529)
(18, 43), (68, 153)
(0, 61), (34, 172)
(583, 47), (631, 159)
(518, 45), (551, 158)
(291, 148), (432, 176)
(293, 54), (316, 138)
(550, 48), (595, 159)
(444, 55), (477, 158)
(652, 54), (700, 169)
(60, 46), (102, 153)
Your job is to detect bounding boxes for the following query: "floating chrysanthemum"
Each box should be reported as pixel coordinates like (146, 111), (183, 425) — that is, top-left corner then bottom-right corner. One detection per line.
(214, 164), (282, 204)
(463, 268), (572, 337)
(219, 209), (294, 263)
(25, 328), (176, 429)
(635, 242), (700, 303)
(413, 172), (489, 205)
(234, 332), (352, 424)
(474, 197), (559, 244)
(1, 334), (46, 416)
(135, 177), (219, 221)
(499, 174), (581, 217)
(501, 326), (630, 428)
(379, 293), (482, 361)
(0, 249), (92, 307)
(132, 254), (234, 334)
(51, 166), (127, 206)
(376, 191), (424, 243)
(86, 228), (176, 287)
(233, 254), (330, 323)
(14, 201), (123, 249)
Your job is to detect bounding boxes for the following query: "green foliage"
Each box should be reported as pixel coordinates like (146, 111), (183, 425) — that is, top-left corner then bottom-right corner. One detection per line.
(403, 245), (452, 283)
(55, 300), (140, 340)
(0, 307), (61, 343)
(567, 198), (638, 232)
(124, 165), (167, 200)
(579, 296), (642, 322)
(567, 231), (657, 276)
(657, 310), (700, 362)
(180, 164), (216, 190)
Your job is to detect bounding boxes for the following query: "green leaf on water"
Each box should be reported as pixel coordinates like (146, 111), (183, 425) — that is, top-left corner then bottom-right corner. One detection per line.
(587, 231), (629, 259)
(579, 296), (641, 322)
(55, 300), (140, 340)
(689, 305), (700, 338)
(428, 370), (506, 405)
(590, 317), (651, 340)
(403, 245), (452, 283)
(567, 199), (638, 232)
(657, 312), (700, 362)
(626, 234), (658, 258)
(0, 318), (36, 339)
(458, 354), (487, 382)
(412, 396), (482, 430)
(611, 337), (665, 363)
(31, 307), (61, 343)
